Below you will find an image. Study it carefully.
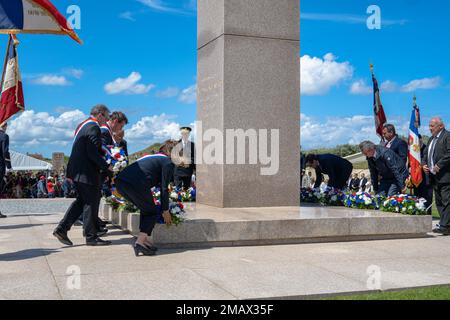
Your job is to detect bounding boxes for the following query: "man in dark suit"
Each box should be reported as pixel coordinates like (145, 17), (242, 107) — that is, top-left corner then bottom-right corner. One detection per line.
(305, 154), (353, 190)
(101, 111), (128, 148)
(173, 127), (195, 190)
(54, 105), (113, 246)
(360, 141), (409, 196)
(0, 122), (12, 218)
(383, 124), (408, 165)
(349, 173), (360, 191)
(415, 135), (433, 215)
(423, 117), (450, 235)
(114, 129), (129, 157)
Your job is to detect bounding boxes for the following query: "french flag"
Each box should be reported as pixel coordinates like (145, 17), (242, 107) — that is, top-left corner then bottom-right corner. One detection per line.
(408, 101), (423, 187)
(0, 0), (82, 44)
(0, 34), (24, 124)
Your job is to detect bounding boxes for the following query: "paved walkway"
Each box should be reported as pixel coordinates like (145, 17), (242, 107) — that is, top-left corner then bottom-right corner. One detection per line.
(1, 207), (450, 299)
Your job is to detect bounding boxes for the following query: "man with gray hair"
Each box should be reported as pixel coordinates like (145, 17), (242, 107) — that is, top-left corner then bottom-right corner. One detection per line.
(423, 117), (450, 235)
(359, 140), (409, 196)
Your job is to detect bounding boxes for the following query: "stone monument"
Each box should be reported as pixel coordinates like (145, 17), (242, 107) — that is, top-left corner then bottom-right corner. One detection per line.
(197, 0), (300, 208)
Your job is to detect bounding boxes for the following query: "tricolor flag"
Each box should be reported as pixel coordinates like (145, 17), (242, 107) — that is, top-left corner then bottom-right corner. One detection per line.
(0, 34), (24, 124)
(0, 0), (82, 44)
(408, 97), (423, 187)
(371, 64), (387, 140)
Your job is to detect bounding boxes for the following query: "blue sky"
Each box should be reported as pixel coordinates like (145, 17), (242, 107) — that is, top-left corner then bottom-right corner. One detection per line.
(2, 0), (449, 156)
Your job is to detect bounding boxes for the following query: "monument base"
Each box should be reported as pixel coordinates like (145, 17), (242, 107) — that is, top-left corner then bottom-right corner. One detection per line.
(101, 201), (432, 249)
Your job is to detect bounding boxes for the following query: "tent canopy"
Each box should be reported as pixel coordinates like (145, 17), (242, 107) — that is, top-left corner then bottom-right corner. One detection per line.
(10, 151), (53, 171)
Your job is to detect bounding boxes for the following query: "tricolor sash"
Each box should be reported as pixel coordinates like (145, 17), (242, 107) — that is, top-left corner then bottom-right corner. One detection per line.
(137, 153), (168, 162)
(100, 123), (116, 145)
(74, 117), (99, 142)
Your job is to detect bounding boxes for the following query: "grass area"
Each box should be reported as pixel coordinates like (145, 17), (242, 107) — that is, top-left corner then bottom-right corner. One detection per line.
(328, 285), (450, 300)
(432, 203), (439, 219)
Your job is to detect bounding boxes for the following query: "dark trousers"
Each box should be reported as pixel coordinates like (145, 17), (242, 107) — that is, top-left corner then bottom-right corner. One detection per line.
(57, 182), (101, 241)
(378, 180), (401, 197)
(115, 179), (158, 236)
(174, 175), (191, 190)
(434, 183), (450, 228)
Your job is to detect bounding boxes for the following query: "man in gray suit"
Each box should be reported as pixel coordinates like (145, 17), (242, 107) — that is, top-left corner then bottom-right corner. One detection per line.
(423, 117), (450, 235)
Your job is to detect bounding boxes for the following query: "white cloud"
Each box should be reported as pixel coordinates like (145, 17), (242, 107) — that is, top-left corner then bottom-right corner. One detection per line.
(8, 110), (87, 148)
(301, 113), (410, 150)
(137, 0), (189, 14)
(178, 84), (197, 104)
(301, 53), (353, 95)
(31, 75), (71, 86)
(350, 80), (371, 95)
(126, 114), (181, 148)
(301, 13), (407, 26)
(104, 72), (155, 95)
(119, 11), (136, 21)
(380, 80), (399, 92)
(156, 87), (180, 98)
(63, 68), (84, 79)
(401, 77), (441, 92)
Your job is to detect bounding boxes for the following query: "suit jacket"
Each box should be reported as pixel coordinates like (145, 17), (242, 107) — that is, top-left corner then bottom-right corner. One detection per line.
(0, 130), (12, 171)
(422, 129), (450, 184)
(117, 155), (174, 211)
(386, 136), (408, 165)
(101, 125), (114, 148)
(368, 145), (409, 192)
(350, 178), (360, 190)
(67, 120), (109, 186)
(118, 140), (128, 157)
(174, 140), (195, 177)
(317, 154), (353, 188)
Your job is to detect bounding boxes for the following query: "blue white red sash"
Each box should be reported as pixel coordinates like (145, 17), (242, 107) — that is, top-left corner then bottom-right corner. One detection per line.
(74, 117), (99, 142)
(137, 153), (168, 162)
(100, 123), (117, 145)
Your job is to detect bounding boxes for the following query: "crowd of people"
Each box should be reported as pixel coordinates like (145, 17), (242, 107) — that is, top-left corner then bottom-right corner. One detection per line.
(0, 172), (76, 199)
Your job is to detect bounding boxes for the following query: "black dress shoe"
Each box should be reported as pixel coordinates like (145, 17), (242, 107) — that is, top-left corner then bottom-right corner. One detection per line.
(432, 227), (450, 235)
(134, 243), (156, 256)
(86, 238), (112, 246)
(53, 228), (73, 246)
(97, 228), (108, 237)
(0, 213), (7, 218)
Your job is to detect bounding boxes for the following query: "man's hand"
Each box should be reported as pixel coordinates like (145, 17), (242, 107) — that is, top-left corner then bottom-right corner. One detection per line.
(162, 210), (172, 225)
(435, 165), (441, 173)
(423, 165), (430, 173)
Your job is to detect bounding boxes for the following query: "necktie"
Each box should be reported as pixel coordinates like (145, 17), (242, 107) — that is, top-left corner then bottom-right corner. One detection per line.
(427, 137), (437, 171)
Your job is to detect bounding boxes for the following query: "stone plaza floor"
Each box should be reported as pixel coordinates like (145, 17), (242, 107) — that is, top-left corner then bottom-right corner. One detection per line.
(1, 199), (450, 300)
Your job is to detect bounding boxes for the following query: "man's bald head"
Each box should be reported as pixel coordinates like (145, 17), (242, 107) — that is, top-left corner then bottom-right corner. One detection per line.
(429, 117), (445, 137)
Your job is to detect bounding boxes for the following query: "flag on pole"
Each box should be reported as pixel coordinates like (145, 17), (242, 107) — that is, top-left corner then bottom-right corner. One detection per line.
(371, 64), (387, 140)
(0, 0), (82, 44)
(408, 96), (423, 187)
(0, 34), (24, 124)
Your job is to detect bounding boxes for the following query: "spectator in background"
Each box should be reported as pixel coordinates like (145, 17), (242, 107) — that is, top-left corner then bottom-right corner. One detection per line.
(47, 177), (55, 198)
(349, 173), (360, 192)
(359, 173), (368, 193)
(302, 171), (312, 189)
(37, 176), (48, 198)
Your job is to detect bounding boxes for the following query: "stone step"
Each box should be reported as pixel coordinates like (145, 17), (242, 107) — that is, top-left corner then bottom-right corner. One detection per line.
(100, 201), (432, 249)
